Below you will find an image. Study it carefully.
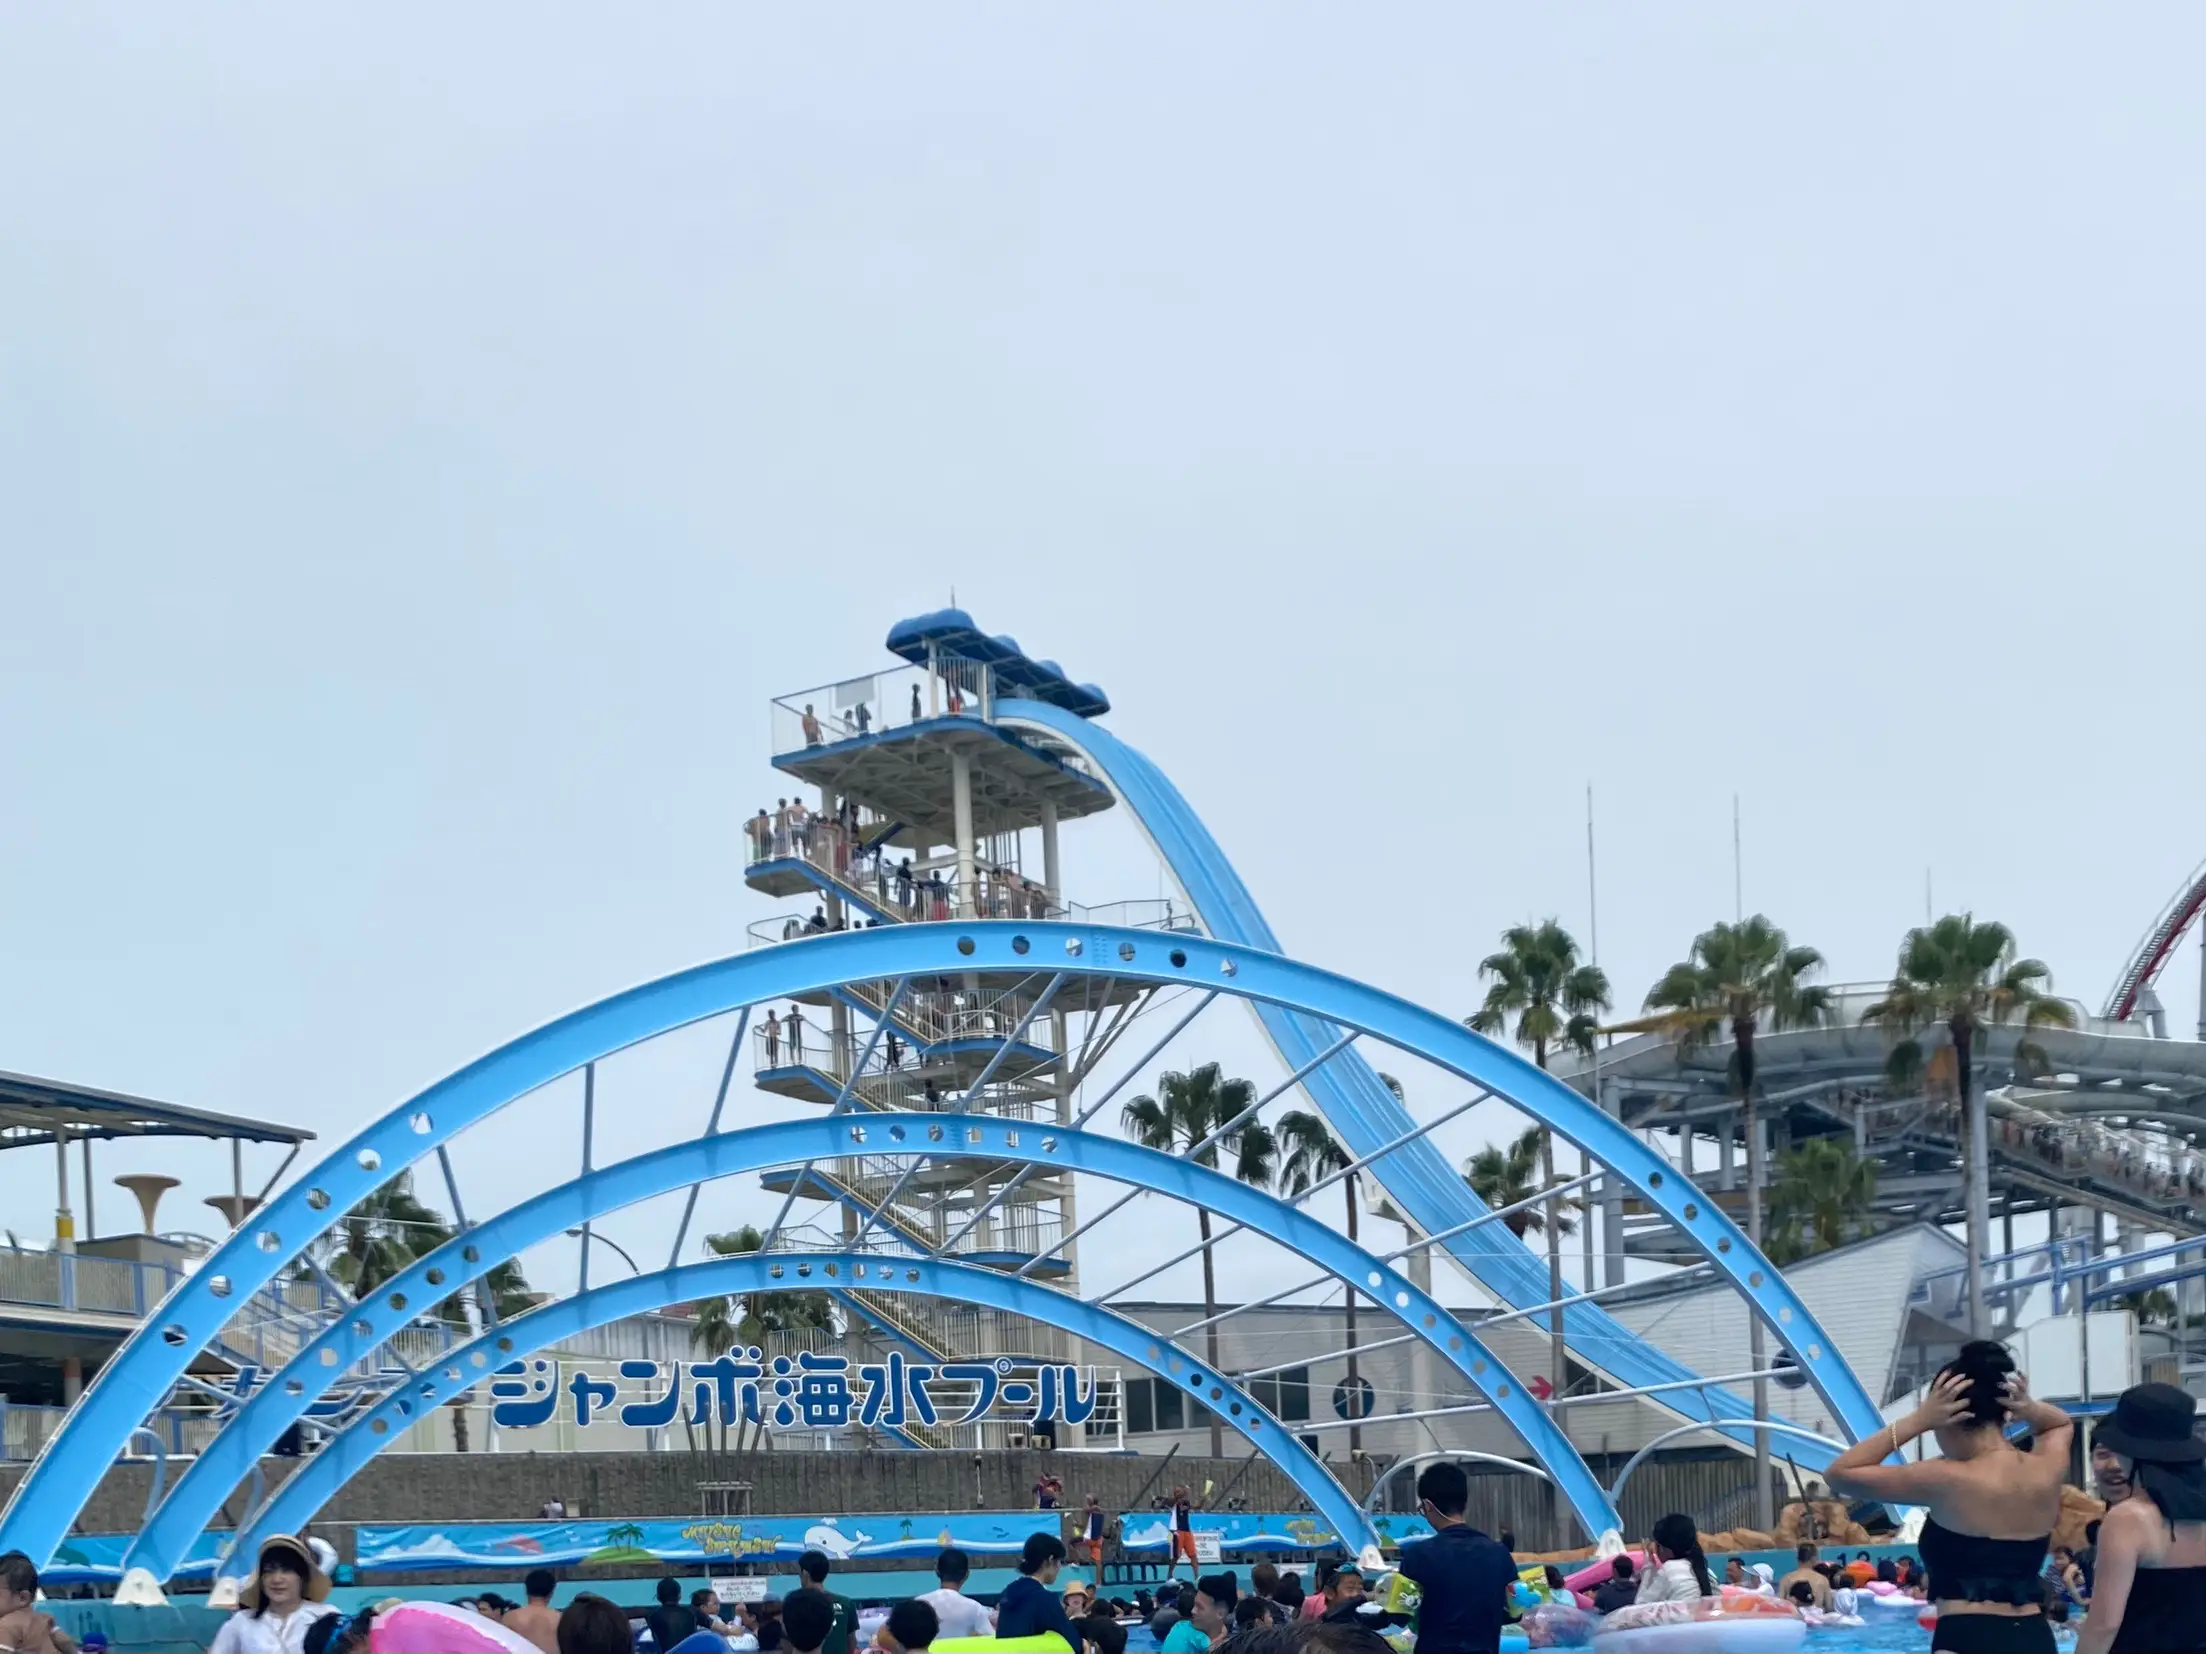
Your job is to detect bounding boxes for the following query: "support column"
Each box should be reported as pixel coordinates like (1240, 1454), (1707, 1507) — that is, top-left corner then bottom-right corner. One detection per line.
(62, 1357), (81, 1404)
(824, 790), (852, 1078)
(1053, 1005), (1078, 1293)
(1040, 800), (1061, 912)
(1599, 1076), (1624, 1289)
(82, 1138), (95, 1242)
(951, 752), (977, 918)
(1405, 1230), (1439, 1428)
(54, 1129), (74, 1253)
(1717, 1120), (1736, 1191)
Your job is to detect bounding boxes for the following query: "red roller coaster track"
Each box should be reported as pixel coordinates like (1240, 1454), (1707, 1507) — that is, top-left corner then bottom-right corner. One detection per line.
(2106, 855), (2206, 1022)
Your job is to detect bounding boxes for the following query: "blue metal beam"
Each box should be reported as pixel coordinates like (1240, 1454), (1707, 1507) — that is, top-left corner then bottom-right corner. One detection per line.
(5, 922), (1867, 1567)
(122, 1113), (1616, 1579)
(218, 1254), (1378, 1580)
(998, 698), (1883, 1461)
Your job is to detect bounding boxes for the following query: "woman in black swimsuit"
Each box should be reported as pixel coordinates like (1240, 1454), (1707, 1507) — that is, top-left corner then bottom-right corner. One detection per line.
(2075, 1382), (2206, 1654)
(1826, 1340), (2072, 1653)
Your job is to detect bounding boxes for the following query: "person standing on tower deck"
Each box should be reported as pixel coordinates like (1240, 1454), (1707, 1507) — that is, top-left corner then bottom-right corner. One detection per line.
(786, 1005), (805, 1063)
(801, 704), (823, 746)
(764, 1010), (782, 1066)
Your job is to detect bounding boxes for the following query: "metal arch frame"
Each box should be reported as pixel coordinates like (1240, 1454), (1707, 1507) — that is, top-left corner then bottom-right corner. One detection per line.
(998, 700), (1869, 1458)
(124, 1114), (1619, 1578)
(3, 921), (1873, 1566)
(1362, 1450), (1554, 1514)
(220, 1254), (1384, 1579)
(1606, 1419), (1850, 1508)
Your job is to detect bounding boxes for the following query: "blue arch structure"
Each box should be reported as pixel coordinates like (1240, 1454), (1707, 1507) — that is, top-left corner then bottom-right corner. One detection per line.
(222, 1254), (1381, 1576)
(124, 1114), (1609, 1579)
(1001, 699), (1864, 1458)
(0, 923), (1880, 1568)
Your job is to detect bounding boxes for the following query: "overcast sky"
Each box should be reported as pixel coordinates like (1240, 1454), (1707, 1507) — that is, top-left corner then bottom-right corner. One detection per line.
(4, 6), (2204, 1323)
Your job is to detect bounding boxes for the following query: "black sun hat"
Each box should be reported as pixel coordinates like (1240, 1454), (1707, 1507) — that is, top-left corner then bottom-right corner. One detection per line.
(2095, 1382), (2205, 1464)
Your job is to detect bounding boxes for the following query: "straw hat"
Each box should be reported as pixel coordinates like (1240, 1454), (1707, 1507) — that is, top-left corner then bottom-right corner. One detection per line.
(236, 1533), (333, 1610)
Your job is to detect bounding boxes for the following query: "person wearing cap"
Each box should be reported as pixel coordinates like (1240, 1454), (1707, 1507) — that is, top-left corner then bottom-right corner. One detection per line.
(2074, 1382), (2206, 1654)
(209, 1535), (339, 1653)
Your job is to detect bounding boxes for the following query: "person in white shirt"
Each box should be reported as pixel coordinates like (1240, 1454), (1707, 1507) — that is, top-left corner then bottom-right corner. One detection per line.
(209, 1535), (340, 1654)
(915, 1548), (996, 1640)
(1634, 1514), (1716, 1606)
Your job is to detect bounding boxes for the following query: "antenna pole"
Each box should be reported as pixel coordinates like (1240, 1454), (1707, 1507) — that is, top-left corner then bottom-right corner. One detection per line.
(1732, 793), (1743, 922)
(1590, 784), (1622, 1287)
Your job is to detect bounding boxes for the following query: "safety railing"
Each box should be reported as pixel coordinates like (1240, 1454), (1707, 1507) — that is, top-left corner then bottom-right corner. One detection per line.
(753, 1020), (1057, 1102)
(770, 659), (997, 759)
(0, 1246), (185, 1317)
(0, 1401), (227, 1463)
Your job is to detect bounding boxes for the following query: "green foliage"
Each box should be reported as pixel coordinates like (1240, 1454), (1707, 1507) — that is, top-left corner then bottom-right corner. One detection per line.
(1763, 1138), (1879, 1264)
(1861, 913), (2077, 1096)
(1628, 916), (1833, 1097)
(1121, 1063), (1276, 1187)
(1462, 1126), (1577, 1237)
(324, 1171), (532, 1323)
(1464, 920), (1610, 1069)
(693, 1224), (838, 1347)
(2115, 1287), (2178, 1327)
(1123, 1062), (1273, 1455)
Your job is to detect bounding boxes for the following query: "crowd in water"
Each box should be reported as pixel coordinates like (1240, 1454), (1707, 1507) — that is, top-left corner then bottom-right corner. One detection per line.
(16, 1371), (2206, 1654)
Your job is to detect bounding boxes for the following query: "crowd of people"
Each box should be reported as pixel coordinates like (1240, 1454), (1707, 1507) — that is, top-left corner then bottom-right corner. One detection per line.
(30, 1374), (2206, 1654)
(744, 797), (1055, 928)
(1988, 1107), (2206, 1209)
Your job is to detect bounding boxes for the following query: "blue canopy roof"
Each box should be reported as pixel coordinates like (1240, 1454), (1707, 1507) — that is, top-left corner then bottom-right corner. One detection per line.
(884, 609), (1110, 718)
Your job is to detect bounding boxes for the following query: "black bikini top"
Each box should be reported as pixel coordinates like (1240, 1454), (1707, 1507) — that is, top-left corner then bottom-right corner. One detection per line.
(1919, 1517), (2050, 1608)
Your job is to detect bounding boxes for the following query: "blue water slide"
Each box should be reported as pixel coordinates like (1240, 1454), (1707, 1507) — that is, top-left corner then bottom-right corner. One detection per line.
(1000, 697), (1870, 1469)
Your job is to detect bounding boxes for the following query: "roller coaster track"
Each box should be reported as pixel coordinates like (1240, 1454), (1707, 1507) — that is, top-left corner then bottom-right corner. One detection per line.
(2107, 854), (2206, 1024)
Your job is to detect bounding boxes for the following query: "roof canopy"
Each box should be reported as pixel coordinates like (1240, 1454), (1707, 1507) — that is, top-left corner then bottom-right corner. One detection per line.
(0, 1069), (312, 1150)
(884, 607), (1110, 718)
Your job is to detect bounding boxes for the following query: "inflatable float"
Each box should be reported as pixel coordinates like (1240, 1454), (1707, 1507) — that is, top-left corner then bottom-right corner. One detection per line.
(1590, 1598), (1808, 1654)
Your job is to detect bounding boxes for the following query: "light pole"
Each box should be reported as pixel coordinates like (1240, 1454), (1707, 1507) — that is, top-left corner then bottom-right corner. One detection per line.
(566, 1228), (641, 1276)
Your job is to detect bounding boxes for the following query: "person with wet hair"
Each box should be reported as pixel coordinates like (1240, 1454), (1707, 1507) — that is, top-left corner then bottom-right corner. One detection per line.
(1827, 1339), (2072, 1652)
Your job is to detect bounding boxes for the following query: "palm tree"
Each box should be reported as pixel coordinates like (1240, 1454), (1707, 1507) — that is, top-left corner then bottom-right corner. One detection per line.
(1764, 1138), (1879, 1264)
(689, 1226), (838, 1450)
(1463, 1128), (1579, 1239)
(2117, 1287), (2179, 1328)
(1465, 920), (1609, 1403)
(325, 1171), (451, 1297)
(1626, 917), (1833, 1260)
(1123, 1063), (1277, 1456)
(1623, 914), (1830, 1531)
(1277, 1108), (1366, 1454)
(1862, 914), (2077, 1335)
(322, 1173), (531, 1452)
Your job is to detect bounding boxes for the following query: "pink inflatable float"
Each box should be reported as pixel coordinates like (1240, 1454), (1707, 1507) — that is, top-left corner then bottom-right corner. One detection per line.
(368, 1599), (543, 1653)
(1565, 1549), (1647, 1593)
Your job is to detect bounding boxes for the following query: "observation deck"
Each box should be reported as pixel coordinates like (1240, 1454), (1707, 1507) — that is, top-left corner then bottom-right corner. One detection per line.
(767, 664), (1113, 847)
